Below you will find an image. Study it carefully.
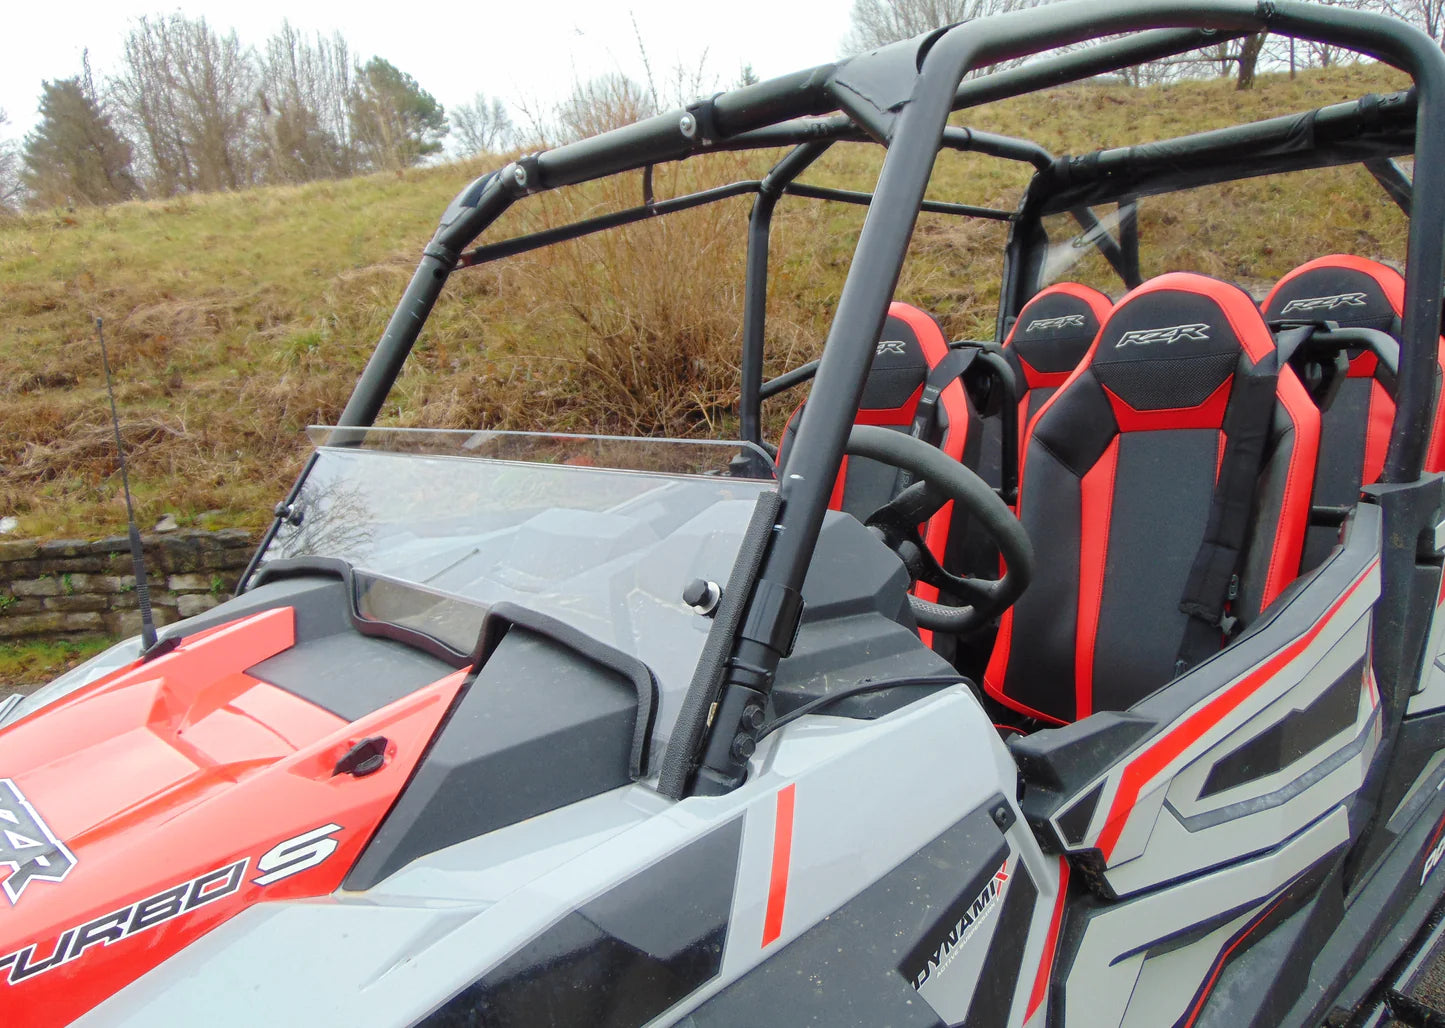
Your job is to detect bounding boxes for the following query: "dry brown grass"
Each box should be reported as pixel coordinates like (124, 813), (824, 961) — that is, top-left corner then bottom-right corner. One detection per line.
(0, 62), (1412, 540)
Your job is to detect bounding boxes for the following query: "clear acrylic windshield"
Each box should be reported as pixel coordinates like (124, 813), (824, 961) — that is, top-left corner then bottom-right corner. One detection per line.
(257, 428), (776, 764)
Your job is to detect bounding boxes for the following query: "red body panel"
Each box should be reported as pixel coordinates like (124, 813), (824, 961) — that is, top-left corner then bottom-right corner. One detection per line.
(0, 609), (462, 1026)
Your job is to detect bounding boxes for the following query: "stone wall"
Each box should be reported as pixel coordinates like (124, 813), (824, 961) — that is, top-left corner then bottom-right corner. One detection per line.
(0, 529), (256, 642)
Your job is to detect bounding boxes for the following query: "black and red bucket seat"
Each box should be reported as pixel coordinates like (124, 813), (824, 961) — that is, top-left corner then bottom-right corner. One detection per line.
(1262, 254), (1445, 569)
(1003, 282), (1114, 449)
(985, 273), (1321, 724)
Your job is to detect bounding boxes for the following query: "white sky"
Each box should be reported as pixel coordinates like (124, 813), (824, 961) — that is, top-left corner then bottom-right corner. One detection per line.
(3, 0), (854, 146)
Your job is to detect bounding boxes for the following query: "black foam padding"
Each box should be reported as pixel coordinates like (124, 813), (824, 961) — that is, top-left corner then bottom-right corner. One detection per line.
(423, 818), (742, 1027)
(1093, 429), (1218, 712)
(345, 626), (639, 889)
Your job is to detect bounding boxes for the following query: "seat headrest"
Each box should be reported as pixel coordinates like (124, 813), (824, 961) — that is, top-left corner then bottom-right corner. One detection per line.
(1261, 254), (1403, 334)
(1092, 272), (1271, 412)
(1007, 282), (1112, 383)
(861, 302), (948, 413)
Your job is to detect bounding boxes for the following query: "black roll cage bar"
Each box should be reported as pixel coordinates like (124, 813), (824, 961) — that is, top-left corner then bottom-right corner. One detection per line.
(326, 0), (1445, 796)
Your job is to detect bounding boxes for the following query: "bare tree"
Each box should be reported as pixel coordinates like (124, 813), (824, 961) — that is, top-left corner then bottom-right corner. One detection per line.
(110, 15), (259, 194)
(0, 111), (20, 212)
(555, 74), (655, 142)
(257, 22), (353, 181)
(1386, 0), (1445, 42)
(450, 93), (514, 155)
(843, 0), (1031, 53)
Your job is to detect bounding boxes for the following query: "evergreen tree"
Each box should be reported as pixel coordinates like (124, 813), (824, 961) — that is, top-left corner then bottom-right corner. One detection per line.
(22, 78), (140, 207)
(348, 58), (447, 170)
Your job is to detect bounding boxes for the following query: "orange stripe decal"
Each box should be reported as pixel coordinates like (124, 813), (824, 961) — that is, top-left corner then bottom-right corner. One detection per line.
(761, 783), (796, 947)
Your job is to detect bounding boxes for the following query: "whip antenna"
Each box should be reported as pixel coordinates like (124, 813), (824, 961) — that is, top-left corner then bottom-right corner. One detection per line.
(96, 317), (159, 652)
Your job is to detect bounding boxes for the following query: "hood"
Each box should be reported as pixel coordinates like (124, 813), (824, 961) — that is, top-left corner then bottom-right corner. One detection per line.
(0, 606), (462, 1027)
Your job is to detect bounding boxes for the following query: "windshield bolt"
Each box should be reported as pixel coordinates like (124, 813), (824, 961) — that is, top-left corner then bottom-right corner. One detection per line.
(683, 578), (721, 616)
(739, 704), (766, 732)
(730, 733), (756, 762)
(678, 113), (698, 139)
(510, 164), (528, 188)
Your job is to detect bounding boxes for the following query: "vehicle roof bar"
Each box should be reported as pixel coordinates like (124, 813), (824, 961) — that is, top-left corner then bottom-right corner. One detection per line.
(1035, 88), (1415, 213)
(741, 142), (833, 450)
(457, 180), (763, 268)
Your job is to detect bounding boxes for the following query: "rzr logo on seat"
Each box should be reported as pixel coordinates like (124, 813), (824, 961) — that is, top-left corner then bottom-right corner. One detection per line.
(1026, 314), (1086, 333)
(876, 340), (908, 356)
(1114, 323), (1211, 348)
(0, 779), (76, 905)
(1281, 292), (1369, 314)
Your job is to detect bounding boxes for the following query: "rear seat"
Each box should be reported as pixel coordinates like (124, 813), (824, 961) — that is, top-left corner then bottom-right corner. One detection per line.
(1003, 282), (1114, 448)
(1262, 255), (1445, 569)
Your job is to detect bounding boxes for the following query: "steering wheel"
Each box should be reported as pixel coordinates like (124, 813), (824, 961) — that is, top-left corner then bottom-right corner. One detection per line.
(844, 424), (1033, 635)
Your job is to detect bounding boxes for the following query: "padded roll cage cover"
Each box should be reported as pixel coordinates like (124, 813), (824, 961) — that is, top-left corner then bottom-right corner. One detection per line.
(322, 0), (1445, 795)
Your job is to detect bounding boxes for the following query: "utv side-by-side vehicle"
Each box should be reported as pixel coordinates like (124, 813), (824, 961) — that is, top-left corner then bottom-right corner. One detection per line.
(6, 1), (1445, 1024)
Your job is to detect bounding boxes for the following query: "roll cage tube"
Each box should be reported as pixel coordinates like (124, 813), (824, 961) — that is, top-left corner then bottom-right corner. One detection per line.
(691, 0), (1445, 794)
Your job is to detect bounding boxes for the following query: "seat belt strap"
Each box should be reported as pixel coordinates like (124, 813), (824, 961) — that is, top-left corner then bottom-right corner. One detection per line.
(1176, 350), (1280, 673)
(910, 346), (978, 444)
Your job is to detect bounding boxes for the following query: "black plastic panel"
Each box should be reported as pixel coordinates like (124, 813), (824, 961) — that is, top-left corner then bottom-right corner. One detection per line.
(1200, 657), (1365, 799)
(691, 800), (1013, 1027)
(773, 512), (956, 717)
(345, 625), (639, 889)
(422, 817), (742, 1027)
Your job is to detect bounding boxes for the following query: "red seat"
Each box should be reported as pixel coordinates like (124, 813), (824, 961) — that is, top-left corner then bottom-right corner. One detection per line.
(1262, 254), (1445, 568)
(985, 273), (1321, 724)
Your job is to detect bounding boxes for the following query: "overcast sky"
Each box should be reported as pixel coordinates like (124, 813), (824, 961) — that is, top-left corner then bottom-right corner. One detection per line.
(3, 0), (855, 146)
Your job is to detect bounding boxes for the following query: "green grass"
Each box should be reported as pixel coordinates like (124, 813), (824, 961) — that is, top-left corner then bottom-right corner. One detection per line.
(0, 62), (1411, 541)
(0, 636), (112, 692)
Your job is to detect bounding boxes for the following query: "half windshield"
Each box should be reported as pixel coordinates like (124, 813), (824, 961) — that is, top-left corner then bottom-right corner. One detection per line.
(256, 428), (776, 765)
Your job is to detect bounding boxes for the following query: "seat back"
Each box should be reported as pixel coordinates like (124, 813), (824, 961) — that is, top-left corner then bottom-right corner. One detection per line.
(1003, 282), (1114, 449)
(1262, 254), (1445, 568)
(985, 273), (1320, 724)
(779, 302), (979, 604)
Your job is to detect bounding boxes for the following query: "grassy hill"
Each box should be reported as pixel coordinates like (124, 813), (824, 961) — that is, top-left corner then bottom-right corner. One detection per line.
(0, 62), (1411, 541)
